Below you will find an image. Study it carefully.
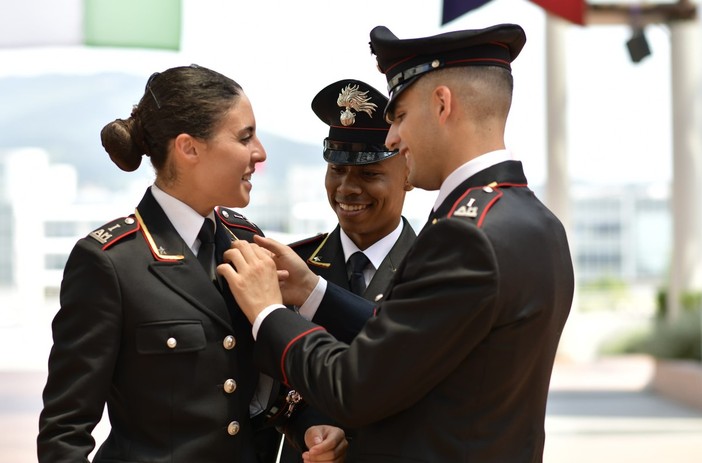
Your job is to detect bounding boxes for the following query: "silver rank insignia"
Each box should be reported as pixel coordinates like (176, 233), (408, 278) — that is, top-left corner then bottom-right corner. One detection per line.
(89, 220), (126, 244)
(453, 198), (478, 218)
(448, 182), (504, 226)
(88, 216), (139, 248)
(90, 228), (114, 244)
(337, 84), (377, 126)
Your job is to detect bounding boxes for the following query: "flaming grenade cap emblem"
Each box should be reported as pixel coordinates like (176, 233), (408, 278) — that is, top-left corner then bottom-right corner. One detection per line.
(337, 84), (377, 127)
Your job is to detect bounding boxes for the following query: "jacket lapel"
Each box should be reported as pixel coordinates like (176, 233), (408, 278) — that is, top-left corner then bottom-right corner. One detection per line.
(136, 190), (233, 329)
(365, 217), (417, 300)
(311, 226), (351, 289)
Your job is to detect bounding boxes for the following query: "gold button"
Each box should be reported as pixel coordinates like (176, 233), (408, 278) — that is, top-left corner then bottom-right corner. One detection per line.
(223, 379), (237, 394)
(227, 421), (240, 435)
(166, 337), (177, 349)
(223, 335), (236, 350)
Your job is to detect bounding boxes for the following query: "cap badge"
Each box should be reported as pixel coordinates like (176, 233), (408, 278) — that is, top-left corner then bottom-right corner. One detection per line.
(337, 84), (377, 127)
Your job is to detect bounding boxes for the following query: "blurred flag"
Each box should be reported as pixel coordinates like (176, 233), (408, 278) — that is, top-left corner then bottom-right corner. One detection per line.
(442, 0), (493, 24)
(0, 0), (181, 50)
(442, 0), (585, 26)
(531, 0), (585, 25)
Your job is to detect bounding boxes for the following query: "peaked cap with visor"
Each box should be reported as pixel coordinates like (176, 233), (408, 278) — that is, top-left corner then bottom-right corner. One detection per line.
(369, 24), (527, 115)
(312, 79), (398, 165)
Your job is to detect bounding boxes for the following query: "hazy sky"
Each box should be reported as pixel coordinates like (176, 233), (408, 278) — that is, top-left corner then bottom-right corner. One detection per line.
(0, 0), (687, 187)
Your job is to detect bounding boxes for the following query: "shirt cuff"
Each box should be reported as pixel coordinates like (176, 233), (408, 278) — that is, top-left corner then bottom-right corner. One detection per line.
(297, 276), (327, 321)
(252, 304), (286, 340)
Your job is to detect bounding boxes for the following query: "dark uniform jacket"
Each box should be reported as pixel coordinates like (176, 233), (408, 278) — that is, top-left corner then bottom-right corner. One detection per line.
(37, 189), (306, 463)
(289, 217), (416, 343)
(253, 160), (574, 463)
(279, 218), (416, 462)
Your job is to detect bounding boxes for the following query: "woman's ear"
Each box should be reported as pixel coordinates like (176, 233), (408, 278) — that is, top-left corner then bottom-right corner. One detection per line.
(173, 133), (200, 165)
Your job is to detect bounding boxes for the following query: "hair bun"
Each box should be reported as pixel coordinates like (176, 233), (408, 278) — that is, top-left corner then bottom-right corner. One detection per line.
(100, 118), (143, 172)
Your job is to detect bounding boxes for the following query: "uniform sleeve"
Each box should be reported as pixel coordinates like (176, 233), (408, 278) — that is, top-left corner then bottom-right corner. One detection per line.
(38, 239), (123, 462)
(311, 284), (375, 344)
(254, 219), (499, 428)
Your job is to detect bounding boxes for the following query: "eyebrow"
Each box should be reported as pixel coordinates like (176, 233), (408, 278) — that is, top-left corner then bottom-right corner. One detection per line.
(236, 126), (255, 137)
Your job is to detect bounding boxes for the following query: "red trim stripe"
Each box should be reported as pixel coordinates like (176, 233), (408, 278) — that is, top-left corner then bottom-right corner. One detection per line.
(280, 326), (326, 386)
(385, 53), (419, 73)
(477, 190), (503, 228)
(496, 182), (528, 188)
(445, 57), (510, 67)
(228, 224), (259, 234)
(102, 224), (140, 251)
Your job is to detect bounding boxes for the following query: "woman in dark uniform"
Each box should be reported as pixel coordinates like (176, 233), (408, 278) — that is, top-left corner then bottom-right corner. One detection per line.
(37, 65), (346, 463)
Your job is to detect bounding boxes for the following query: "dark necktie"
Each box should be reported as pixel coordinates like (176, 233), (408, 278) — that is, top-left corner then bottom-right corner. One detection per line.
(197, 218), (216, 281)
(348, 251), (370, 296)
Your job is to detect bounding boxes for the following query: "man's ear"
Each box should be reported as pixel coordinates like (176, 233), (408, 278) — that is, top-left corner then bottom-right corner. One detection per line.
(433, 85), (452, 124)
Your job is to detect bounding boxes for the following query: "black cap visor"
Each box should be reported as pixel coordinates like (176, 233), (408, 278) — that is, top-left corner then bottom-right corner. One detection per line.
(323, 139), (398, 165)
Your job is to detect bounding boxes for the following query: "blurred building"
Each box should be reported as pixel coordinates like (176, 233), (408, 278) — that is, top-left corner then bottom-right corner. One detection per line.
(0, 148), (147, 325)
(570, 183), (671, 284)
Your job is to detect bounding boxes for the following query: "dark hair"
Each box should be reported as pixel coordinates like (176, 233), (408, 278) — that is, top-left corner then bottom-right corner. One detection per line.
(100, 64), (243, 172)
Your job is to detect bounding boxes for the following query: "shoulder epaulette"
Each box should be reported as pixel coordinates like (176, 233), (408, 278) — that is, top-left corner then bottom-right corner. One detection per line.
(289, 233), (330, 267)
(88, 215), (139, 250)
(445, 182), (511, 228)
(216, 207), (262, 235)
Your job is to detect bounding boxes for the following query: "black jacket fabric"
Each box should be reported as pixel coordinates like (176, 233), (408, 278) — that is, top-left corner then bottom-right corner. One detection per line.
(38, 189), (300, 463)
(279, 218), (417, 462)
(255, 161), (574, 462)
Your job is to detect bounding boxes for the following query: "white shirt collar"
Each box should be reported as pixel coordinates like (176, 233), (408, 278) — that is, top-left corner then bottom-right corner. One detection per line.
(433, 149), (513, 212)
(339, 219), (404, 271)
(150, 184), (216, 255)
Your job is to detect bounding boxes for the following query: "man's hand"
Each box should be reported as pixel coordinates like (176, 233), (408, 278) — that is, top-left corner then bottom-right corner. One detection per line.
(217, 240), (282, 324)
(253, 235), (320, 307)
(302, 425), (348, 463)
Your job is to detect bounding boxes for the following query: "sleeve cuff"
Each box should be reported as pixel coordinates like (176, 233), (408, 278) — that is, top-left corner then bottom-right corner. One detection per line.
(252, 304), (286, 339)
(297, 276), (327, 321)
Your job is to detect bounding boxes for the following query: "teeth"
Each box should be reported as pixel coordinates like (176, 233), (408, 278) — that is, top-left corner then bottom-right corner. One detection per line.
(339, 203), (367, 212)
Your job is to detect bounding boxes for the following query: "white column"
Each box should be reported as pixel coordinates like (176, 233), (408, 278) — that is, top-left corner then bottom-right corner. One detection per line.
(545, 16), (587, 360)
(668, 20), (702, 321)
(545, 16), (571, 232)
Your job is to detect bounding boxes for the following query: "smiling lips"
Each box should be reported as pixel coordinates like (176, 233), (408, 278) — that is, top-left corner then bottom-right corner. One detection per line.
(338, 202), (368, 212)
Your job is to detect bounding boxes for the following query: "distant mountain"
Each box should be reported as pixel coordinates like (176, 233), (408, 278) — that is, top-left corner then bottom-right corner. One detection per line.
(0, 73), (320, 189)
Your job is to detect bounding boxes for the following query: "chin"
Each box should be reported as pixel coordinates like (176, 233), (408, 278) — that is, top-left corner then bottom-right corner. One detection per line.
(228, 193), (249, 209)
